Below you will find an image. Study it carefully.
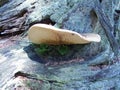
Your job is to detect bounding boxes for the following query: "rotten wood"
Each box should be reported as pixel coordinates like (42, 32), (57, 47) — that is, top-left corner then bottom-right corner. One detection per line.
(93, 0), (119, 57)
(0, 9), (28, 37)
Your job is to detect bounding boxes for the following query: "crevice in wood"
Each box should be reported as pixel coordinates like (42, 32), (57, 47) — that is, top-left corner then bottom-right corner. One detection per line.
(90, 9), (98, 29)
(99, 0), (102, 3)
(114, 10), (119, 37)
(14, 71), (65, 84)
(115, 10), (120, 14)
(29, 18), (56, 27)
(0, 30), (24, 37)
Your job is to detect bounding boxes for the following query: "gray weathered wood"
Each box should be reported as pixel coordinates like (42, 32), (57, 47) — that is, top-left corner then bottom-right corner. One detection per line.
(93, 0), (119, 57)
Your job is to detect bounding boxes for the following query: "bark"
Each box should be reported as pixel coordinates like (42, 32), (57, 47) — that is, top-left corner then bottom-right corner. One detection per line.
(93, 0), (119, 57)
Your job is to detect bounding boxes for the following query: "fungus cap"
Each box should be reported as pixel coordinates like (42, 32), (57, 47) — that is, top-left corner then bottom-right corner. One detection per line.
(28, 24), (101, 45)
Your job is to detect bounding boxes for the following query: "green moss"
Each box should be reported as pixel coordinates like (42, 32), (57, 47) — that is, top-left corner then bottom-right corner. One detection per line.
(34, 44), (50, 55)
(33, 44), (70, 56)
(57, 45), (69, 55)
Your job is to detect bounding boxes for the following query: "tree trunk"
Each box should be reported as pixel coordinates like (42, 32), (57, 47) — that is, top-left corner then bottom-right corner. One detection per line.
(0, 0), (120, 89)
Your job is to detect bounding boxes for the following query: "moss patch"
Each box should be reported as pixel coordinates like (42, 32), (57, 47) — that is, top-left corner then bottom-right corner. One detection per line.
(33, 44), (70, 56)
(32, 43), (86, 61)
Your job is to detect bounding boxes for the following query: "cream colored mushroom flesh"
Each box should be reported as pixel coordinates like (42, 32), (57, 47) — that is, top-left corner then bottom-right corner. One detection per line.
(28, 24), (101, 45)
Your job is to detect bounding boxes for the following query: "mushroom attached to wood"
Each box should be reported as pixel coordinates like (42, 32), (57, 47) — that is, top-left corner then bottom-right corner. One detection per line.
(28, 24), (101, 45)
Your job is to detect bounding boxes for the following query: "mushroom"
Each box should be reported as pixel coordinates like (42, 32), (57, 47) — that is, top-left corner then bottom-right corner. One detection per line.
(28, 24), (101, 45)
